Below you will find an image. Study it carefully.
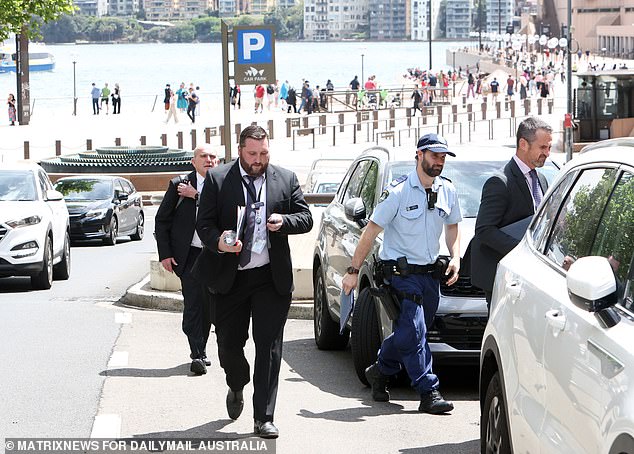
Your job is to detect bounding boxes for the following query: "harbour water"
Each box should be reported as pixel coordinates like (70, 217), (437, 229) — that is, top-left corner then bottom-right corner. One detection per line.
(0, 40), (468, 116)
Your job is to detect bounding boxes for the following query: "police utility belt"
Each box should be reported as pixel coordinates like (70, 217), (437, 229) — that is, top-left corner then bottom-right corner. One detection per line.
(369, 256), (449, 321)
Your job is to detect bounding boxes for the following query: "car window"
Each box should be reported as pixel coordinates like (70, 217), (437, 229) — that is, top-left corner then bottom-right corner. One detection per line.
(316, 182), (340, 193)
(359, 161), (379, 216)
(121, 180), (135, 194)
(590, 171), (634, 302)
(37, 171), (50, 197)
(342, 160), (372, 204)
(531, 170), (578, 251)
(55, 179), (113, 201)
(114, 180), (126, 196)
(0, 170), (37, 201)
(545, 167), (618, 270)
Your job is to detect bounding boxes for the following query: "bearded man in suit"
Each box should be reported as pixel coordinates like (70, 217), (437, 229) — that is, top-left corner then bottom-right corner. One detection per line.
(195, 125), (313, 439)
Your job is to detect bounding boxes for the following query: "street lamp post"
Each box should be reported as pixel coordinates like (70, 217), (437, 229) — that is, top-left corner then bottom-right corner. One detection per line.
(452, 51), (457, 97)
(428, 0), (433, 70)
(565, 0), (573, 162)
(72, 60), (77, 116)
(361, 53), (365, 85)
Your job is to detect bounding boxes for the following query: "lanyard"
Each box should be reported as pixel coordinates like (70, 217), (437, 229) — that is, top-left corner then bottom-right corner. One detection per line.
(241, 176), (264, 211)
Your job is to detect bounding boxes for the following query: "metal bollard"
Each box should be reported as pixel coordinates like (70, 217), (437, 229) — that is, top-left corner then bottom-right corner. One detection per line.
(481, 102), (487, 120)
(140, 136), (147, 145)
(191, 129), (197, 149)
(23, 141), (29, 160)
(205, 128), (211, 143)
(437, 105), (443, 124)
(319, 115), (326, 134)
(268, 119), (274, 139)
(524, 99), (531, 116)
(235, 123), (241, 142)
(302, 116), (309, 128)
(115, 138), (121, 146)
(496, 102), (502, 119)
(161, 134), (167, 146)
(452, 104), (458, 123)
(356, 112), (362, 131)
(510, 100), (516, 118)
(87, 139), (93, 150)
(56, 140), (61, 156)
(177, 131), (184, 149)
(219, 125), (225, 146)
(537, 98), (543, 115)
(339, 113), (345, 132)
(373, 111), (379, 131)
(286, 118), (292, 138)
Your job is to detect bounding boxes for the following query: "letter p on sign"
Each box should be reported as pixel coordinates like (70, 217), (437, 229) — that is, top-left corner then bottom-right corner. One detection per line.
(243, 33), (265, 60)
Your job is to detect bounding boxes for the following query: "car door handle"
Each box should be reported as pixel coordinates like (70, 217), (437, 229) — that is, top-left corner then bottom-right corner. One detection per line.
(339, 225), (348, 234)
(505, 281), (522, 300)
(545, 309), (566, 331)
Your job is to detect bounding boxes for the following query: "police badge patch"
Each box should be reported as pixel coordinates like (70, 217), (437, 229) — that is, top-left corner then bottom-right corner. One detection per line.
(378, 189), (389, 203)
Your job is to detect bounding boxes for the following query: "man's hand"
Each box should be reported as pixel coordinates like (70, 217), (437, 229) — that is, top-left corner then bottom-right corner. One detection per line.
(177, 182), (198, 199)
(342, 272), (358, 295)
(266, 213), (283, 232)
(161, 257), (177, 273)
(445, 256), (461, 286)
(217, 230), (243, 253)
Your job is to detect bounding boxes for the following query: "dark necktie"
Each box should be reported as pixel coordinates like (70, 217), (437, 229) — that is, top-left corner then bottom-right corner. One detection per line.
(529, 169), (542, 207)
(239, 176), (257, 267)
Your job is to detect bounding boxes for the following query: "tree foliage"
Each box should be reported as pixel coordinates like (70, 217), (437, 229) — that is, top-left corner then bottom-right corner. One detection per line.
(0, 0), (75, 41)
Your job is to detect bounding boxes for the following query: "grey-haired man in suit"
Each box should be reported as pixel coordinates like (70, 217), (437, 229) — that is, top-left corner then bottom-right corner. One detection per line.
(155, 144), (219, 375)
(471, 117), (552, 309)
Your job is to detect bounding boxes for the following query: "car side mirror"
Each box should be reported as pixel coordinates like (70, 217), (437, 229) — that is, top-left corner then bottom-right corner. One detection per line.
(46, 189), (64, 201)
(344, 197), (366, 224)
(116, 192), (128, 201)
(567, 256), (620, 328)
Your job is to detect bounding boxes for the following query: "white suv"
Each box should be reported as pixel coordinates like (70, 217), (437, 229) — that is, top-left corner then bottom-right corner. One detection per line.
(0, 164), (70, 289)
(480, 140), (634, 453)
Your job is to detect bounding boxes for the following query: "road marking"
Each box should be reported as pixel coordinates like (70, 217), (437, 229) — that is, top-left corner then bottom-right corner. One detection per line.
(107, 351), (129, 369)
(90, 414), (121, 439)
(115, 311), (132, 324)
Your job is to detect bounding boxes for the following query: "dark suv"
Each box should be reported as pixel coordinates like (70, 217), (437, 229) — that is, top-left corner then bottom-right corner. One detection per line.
(312, 146), (560, 384)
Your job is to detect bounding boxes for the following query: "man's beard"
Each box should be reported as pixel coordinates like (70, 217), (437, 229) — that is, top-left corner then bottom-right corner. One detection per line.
(421, 159), (442, 178)
(240, 156), (268, 177)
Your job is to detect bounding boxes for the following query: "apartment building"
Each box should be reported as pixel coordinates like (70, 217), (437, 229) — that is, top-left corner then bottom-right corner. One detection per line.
(145, 0), (217, 20)
(485, 0), (513, 34)
(446, 0), (472, 38)
(74, 0), (108, 16)
(411, 0), (439, 40)
(108, 0), (141, 16)
(368, 0), (410, 40)
(304, 0), (369, 40)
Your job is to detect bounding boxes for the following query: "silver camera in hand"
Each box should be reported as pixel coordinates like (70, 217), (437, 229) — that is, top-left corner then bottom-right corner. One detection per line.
(224, 230), (237, 246)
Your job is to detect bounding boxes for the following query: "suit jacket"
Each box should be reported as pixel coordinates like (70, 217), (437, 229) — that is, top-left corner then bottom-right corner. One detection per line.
(154, 170), (198, 277)
(194, 161), (313, 296)
(471, 158), (548, 293)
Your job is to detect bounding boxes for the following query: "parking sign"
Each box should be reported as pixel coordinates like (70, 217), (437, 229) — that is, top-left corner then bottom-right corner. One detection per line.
(234, 25), (276, 85)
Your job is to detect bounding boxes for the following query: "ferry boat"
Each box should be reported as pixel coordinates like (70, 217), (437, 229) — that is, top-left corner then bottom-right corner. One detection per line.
(0, 43), (55, 73)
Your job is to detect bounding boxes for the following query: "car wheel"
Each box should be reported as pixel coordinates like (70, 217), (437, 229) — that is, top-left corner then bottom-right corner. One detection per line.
(481, 371), (512, 454)
(313, 266), (350, 350)
(53, 231), (71, 280)
(31, 236), (53, 290)
(351, 287), (382, 386)
(130, 212), (144, 241)
(104, 217), (118, 246)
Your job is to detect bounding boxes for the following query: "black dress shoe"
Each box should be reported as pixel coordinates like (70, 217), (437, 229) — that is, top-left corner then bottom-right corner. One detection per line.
(254, 420), (279, 439)
(365, 363), (390, 402)
(190, 358), (207, 375)
(190, 353), (211, 367)
(226, 389), (244, 420)
(418, 389), (454, 414)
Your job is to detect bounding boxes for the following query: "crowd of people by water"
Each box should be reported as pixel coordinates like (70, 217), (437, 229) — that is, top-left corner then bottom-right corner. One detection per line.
(163, 82), (202, 125)
(90, 82), (121, 115)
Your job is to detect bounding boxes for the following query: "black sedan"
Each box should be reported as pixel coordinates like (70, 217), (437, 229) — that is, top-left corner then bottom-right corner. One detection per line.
(54, 176), (144, 245)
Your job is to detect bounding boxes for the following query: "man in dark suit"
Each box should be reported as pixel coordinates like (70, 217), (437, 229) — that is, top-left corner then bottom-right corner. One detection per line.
(155, 144), (219, 375)
(471, 117), (552, 308)
(195, 125), (312, 439)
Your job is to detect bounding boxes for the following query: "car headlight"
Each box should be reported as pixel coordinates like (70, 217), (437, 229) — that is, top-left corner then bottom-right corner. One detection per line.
(85, 208), (108, 219)
(6, 215), (42, 228)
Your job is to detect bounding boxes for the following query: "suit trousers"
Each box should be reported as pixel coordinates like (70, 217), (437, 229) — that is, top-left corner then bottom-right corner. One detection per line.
(377, 273), (440, 395)
(215, 264), (291, 423)
(180, 246), (213, 359)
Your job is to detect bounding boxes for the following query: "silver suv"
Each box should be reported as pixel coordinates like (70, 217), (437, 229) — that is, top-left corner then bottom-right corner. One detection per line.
(312, 146), (560, 384)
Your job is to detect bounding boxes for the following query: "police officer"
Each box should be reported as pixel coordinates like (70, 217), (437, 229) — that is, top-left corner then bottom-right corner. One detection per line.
(342, 133), (461, 414)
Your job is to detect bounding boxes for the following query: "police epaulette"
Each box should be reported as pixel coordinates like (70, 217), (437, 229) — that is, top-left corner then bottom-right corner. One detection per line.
(440, 175), (452, 183)
(389, 175), (408, 187)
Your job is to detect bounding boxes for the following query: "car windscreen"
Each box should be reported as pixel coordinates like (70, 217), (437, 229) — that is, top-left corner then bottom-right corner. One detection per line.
(387, 160), (560, 218)
(55, 179), (113, 201)
(0, 171), (37, 201)
(316, 182), (341, 193)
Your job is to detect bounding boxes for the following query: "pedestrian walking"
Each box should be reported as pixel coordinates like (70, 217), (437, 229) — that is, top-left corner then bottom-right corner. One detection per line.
(194, 125), (313, 439)
(7, 93), (16, 126)
(101, 83), (111, 114)
(164, 84), (171, 112)
(155, 144), (219, 375)
(176, 83), (188, 112)
(187, 87), (198, 124)
(342, 133), (461, 415)
(91, 83), (101, 115)
(111, 83), (121, 114)
(165, 89), (179, 124)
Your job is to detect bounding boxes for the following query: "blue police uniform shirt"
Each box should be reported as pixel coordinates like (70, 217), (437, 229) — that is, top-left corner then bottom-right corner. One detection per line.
(370, 170), (462, 265)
